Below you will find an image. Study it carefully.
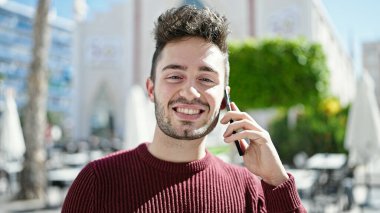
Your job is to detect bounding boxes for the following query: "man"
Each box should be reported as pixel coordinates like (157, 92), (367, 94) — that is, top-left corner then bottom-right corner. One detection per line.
(62, 5), (306, 212)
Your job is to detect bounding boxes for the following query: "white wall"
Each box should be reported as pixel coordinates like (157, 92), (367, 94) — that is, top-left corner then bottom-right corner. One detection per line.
(73, 1), (134, 139)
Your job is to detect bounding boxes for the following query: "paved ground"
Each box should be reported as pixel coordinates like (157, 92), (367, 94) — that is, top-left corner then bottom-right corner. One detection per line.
(313, 186), (380, 213)
(0, 187), (64, 213)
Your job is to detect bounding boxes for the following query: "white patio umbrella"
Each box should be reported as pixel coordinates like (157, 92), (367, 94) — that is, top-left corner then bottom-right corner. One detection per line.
(344, 71), (380, 206)
(124, 85), (155, 149)
(345, 71), (380, 166)
(0, 89), (26, 162)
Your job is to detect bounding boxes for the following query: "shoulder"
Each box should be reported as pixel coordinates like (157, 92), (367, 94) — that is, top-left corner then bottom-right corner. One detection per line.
(93, 149), (132, 165)
(209, 155), (263, 200)
(90, 145), (142, 171)
(210, 155), (261, 184)
(81, 144), (145, 178)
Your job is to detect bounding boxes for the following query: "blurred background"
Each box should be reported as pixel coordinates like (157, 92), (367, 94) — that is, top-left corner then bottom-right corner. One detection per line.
(0, 0), (379, 212)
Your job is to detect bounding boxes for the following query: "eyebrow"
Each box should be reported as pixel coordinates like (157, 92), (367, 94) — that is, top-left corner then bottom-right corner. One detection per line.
(199, 66), (218, 74)
(162, 64), (187, 71)
(162, 64), (219, 74)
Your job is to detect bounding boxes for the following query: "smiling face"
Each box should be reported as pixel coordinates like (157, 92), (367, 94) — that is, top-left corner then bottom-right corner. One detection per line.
(146, 37), (226, 140)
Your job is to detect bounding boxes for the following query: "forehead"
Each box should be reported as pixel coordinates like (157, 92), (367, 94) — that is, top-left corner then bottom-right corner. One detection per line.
(157, 37), (226, 73)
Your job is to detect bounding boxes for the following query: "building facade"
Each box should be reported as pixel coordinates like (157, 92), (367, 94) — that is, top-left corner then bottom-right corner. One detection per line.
(73, 0), (356, 145)
(0, 1), (74, 126)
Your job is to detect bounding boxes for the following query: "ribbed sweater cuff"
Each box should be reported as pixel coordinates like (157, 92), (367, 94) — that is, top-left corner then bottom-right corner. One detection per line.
(261, 173), (302, 212)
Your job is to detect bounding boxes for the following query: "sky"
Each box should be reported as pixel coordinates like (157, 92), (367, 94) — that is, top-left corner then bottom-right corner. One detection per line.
(10, 0), (380, 71)
(321, 0), (380, 71)
(322, 0), (380, 44)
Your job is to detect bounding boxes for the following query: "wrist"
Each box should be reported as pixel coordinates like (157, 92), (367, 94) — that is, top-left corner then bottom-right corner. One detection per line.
(263, 172), (289, 186)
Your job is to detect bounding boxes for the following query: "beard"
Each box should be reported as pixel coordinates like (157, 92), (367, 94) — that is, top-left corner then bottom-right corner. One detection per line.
(154, 96), (220, 140)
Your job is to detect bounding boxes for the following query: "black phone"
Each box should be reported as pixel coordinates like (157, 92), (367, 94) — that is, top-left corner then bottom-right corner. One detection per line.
(224, 89), (244, 156)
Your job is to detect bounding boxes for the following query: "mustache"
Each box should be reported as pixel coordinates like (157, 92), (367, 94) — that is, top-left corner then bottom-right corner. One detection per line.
(168, 97), (209, 109)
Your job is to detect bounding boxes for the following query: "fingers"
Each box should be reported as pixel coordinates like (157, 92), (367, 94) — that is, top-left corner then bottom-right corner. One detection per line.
(224, 129), (268, 145)
(230, 102), (240, 112)
(220, 102), (264, 131)
(220, 111), (250, 124)
(220, 110), (256, 125)
(221, 101), (269, 146)
(220, 102), (253, 124)
(223, 119), (260, 137)
(220, 102), (242, 124)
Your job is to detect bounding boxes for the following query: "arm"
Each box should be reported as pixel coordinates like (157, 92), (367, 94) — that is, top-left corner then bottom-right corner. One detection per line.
(221, 102), (288, 185)
(261, 174), (306, 212)
(221, 102), (306, 212)
(61, 163), (96, 213)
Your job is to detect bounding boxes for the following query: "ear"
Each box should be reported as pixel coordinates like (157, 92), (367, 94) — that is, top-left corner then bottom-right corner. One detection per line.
(220, 97), (226, 110)
(146, 78), (155, 102)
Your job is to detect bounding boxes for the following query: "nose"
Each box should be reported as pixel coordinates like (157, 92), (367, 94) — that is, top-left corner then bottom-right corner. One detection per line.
(179, 84), (201, 100)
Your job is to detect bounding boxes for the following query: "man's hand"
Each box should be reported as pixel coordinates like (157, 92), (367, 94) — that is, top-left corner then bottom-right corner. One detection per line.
(221, 102), (289, 186)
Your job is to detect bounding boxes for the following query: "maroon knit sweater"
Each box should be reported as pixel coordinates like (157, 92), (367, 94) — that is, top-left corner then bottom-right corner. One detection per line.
(62, 143), (305, 212)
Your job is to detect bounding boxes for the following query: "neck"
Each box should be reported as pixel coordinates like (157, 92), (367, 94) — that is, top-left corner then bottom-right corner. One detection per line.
(148, 126), (207, 162)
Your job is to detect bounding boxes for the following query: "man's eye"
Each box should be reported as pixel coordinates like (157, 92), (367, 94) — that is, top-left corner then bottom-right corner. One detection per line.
(167, 76), (181, 79)
(166, 75), (183, 82)
(200, 78), (214, 83)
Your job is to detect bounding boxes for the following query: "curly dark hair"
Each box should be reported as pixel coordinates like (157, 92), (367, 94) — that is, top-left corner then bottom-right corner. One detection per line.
(150, 5), (230, 85)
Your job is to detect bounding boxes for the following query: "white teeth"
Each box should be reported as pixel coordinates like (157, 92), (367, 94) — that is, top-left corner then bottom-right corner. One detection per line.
(176, 108), (200, 115)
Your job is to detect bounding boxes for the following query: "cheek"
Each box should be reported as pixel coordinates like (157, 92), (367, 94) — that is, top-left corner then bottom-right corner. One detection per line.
(156, 77), (181, 93)
(154, 83), (178, 105)
(204, 87), (224, 109)
(155, 90), (169, 105)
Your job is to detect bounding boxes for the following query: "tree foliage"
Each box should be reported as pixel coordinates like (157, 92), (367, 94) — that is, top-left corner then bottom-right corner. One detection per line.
(228, 38), (329, 110)
(228, 38), (350, 163)
(269, 97), (349, 165)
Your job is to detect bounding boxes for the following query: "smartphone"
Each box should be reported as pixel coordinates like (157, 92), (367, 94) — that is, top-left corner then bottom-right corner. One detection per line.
(224, 89), (244, 156)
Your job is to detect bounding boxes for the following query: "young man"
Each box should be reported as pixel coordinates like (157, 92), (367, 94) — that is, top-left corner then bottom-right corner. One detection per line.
(62, 6), (306, 212)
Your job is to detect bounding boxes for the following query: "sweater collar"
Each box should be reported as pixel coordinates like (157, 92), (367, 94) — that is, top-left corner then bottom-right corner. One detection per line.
(137, 143), (213, 174)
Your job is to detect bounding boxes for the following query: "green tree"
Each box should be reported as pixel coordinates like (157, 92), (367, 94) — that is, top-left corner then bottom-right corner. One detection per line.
(18, 0), (51, 199)
(228, 38), (349, 164)
(269, 98), (349, 165)
(228, 38), (329, 110)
